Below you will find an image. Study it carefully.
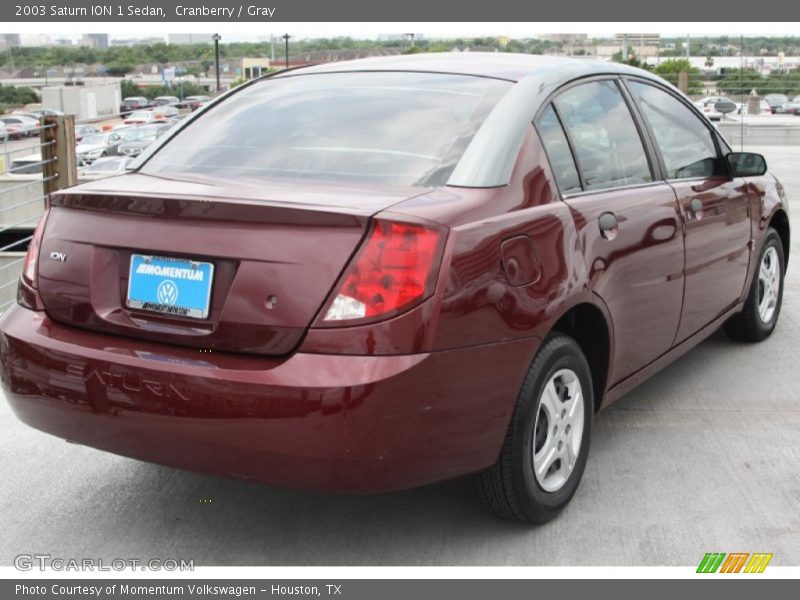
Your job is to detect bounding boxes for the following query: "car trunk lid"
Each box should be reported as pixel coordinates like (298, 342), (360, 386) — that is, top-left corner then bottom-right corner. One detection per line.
(37, 173), (425, 355)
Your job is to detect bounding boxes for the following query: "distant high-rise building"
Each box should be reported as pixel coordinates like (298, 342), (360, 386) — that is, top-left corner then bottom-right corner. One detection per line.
(111, 37), (165, 47)
(0, 34), (21, 49)
(168, 33), (214, 45)
(80, 34), (109, 49)
(614, 33), (661, 47)
(20, 34), (52, 47)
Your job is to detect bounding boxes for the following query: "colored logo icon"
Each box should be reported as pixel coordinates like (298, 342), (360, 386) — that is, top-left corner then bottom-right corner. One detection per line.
(697, 552), (773, 573)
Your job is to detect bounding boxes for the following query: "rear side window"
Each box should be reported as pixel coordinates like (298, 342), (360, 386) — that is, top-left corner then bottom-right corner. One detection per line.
(141, 72), (511, 187)
(536, 104), (581, 194)
(554, 80), (652, 191)
(628, 81), (724, 180)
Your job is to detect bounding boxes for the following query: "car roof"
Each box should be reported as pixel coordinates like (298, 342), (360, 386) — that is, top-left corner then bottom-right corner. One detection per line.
(279, 52), (666, 87)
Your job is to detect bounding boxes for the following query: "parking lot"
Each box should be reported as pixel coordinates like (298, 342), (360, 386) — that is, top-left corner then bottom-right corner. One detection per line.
(0, 144), (799, 567)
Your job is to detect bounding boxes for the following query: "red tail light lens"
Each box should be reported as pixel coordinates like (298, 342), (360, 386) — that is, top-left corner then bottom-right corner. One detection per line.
(21, 207), (50, 288)
(321, 219), (446, 324)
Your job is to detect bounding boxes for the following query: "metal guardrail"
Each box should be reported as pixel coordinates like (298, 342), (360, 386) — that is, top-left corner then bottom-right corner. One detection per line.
(0, 118), (71, 313)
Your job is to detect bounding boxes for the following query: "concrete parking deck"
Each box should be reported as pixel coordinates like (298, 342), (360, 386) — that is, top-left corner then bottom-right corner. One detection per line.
(0, 146), (798, 567)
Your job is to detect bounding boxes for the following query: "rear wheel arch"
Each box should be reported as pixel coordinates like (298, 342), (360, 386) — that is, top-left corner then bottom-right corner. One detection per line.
(550, 301), (612, 412)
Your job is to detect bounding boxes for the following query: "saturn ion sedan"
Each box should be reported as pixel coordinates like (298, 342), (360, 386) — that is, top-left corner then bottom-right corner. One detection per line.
(0, 54), (789, 523)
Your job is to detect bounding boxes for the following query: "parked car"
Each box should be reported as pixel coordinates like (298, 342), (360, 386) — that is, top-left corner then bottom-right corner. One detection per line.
(741, 99), (772, 115)
(11, 111), (44, 121)
(693, 96), (738, 121)
(185, 95), (211, 110)
(78, 156), (131, 180)
(16, 108), (63, 118)
(117, 123), (170, 157)
(152, 106), (180, 120)
(8, 153), (43, 174)
(120, 96), (152, 116)
(75, 131), (122, 163)
(153, 96), (180, 106)
(784, 97), (800, 115)
(0, 115), (40, 138)
(74, 124), (100, 142)
(124, 110), (162, 125)
(1, 55), (789, 524)
(0, 121), (7, 142)
(764, 94), (789, 114)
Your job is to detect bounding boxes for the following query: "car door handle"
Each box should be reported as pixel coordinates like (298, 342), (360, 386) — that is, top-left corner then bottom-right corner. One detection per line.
(598, 212), (618, 240)
(688, 197), (704, 220)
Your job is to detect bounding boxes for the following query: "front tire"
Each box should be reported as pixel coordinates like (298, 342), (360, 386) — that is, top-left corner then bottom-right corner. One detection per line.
(724, 228), (785, 342)
(475, 334), (593, 524)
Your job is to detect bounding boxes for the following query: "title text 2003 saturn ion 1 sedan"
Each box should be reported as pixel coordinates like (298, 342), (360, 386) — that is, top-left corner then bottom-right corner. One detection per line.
(0, 54), (789, 523)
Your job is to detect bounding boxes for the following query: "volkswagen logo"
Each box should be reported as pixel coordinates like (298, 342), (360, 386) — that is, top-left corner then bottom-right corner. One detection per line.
(156, 280), (179, 306)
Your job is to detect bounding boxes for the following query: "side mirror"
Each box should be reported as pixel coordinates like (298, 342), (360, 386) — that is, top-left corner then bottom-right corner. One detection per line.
(727, 152), (767, 177)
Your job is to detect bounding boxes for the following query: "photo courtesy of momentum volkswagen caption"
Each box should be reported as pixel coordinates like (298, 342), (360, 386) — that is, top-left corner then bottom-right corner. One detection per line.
(0, 54), (789, 524)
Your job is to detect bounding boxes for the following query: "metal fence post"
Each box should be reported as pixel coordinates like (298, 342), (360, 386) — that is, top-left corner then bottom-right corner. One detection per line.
(677, 71), (689, 94)
(41, 114), (77, 197)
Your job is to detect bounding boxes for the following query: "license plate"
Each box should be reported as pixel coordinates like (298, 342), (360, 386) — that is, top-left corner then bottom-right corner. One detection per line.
(127, 254), (214, 319)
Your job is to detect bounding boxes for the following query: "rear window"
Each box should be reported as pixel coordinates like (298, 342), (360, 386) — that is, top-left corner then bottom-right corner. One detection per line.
(141, 72), (511, 187)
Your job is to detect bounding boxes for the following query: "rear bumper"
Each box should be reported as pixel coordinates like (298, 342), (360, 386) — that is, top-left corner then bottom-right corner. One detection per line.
(0, 305), (539, 493)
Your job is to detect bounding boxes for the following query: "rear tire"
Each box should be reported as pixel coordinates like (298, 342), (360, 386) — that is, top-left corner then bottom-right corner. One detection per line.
(724, 228), (785, 342)
(475, 334), (593, 524)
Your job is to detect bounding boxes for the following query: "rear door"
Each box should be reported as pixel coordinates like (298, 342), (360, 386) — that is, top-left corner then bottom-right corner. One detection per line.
(537, 79), (685, 386)
(625, 80), (751, 343)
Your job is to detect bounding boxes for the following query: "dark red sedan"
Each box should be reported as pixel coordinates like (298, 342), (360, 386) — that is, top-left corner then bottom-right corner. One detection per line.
(0, 54), (789, 524)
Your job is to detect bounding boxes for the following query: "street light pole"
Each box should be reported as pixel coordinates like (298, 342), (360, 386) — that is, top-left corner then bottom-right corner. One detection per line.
(282, 33), (290, 69)
(212, 33), (221, 93)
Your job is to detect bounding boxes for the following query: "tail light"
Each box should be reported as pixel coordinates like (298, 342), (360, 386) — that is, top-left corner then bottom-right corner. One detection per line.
(21, 206), (50, 288)
(317, 218), (446, 325)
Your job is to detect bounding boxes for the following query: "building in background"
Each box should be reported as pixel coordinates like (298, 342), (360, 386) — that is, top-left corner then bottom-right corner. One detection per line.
(20, 34), (51, 47)
(168, 34), (214, 45)
(0, 34), (21, 49)
(79, 34), (109, 49)
(539, 33), (589, 44)
(111, 37), (165, 47)
(610, 33), (662, 58)
(41, 82), (120, 121)
(241, 57), (271, 79)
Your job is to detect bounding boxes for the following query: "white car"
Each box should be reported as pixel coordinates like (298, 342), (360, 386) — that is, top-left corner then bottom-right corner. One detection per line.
(0, 114), (40, 137)
(153, 95), (180, 106)
(76, 132), (122, 163)
(124, 110), (160, 125)
(0, 121), (8, 141)
(78, 156), (131, 180)
(9, 153), (43, 174)
(152, 105), (179, 120)
(693, 96), (738, 121)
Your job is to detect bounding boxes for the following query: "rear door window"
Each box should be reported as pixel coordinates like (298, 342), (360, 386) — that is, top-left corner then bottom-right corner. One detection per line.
(553, 80), (653, 191)
(536, 104), (582, 194)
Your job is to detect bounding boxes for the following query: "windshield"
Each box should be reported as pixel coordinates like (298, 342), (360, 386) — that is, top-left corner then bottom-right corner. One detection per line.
(141, 72), (511, 187)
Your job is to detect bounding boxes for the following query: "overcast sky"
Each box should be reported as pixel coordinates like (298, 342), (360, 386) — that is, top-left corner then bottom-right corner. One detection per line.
(13, 22), (800, 43)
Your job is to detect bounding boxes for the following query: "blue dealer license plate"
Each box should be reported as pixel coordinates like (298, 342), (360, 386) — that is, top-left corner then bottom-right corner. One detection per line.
(127, 254), (214, 319)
